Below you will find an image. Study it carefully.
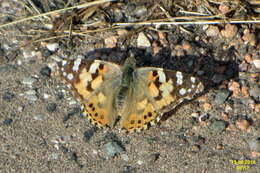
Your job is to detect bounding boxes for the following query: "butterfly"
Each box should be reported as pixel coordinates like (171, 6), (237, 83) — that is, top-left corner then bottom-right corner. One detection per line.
(58, 55), (204, 133)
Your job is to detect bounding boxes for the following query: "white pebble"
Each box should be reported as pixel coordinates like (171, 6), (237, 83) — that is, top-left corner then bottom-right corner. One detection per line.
(137, 32), (151, 48)
(253, 59), (260, 69)
(46, 43), (59, 52)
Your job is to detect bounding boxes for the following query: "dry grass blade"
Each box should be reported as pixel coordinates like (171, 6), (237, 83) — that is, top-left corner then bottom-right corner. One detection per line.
(0, 0), (116, 29)
(114, 17), (260, 26)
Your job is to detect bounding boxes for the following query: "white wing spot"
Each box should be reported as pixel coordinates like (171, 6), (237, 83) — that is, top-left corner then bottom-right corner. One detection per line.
(158, 71), (166, 82)
(62, 72), (67, 76)
(67, 73), (74, 80)
(176, 71), (183, 85)
(191, 76), (196, 83)
(188, 88), (192, 93)
(179, 88), (187, 95)
(72, 58), (82, 72)
(192, 84), (195, 88)
(89, 62), (100, 73)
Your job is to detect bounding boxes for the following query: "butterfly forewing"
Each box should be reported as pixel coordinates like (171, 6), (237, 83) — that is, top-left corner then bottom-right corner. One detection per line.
(119, 67), (204, 132)
(59, 59), (122, 127)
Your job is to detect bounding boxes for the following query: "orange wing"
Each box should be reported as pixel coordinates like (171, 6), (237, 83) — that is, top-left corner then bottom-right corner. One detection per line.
(59, 59), (122, 128)
(119, 67), (204, 133)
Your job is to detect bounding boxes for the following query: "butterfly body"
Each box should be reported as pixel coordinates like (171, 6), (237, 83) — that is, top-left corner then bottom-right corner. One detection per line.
(59, 57), (204, 132)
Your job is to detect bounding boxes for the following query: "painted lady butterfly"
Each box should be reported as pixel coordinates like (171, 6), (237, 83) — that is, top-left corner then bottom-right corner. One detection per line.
(58, 55), (204, 133)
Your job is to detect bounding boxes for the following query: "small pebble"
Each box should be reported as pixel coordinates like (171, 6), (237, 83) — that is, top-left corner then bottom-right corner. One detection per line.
(248, 138), (260, 152)
(241, 86), (249, 97)
(43, 93), (51, 99)
(63, 107), (81, 122)
(24, 89), (37, 95)
(225, 104), (233, 112)
(40, 66), (51, 77)
(22, 77), (37, 86)
(137, 160), (144, 165)
(191, 112), (199, 118)
(84, 127), (98, 142)
(158, 31), (168, 46)
(49, 153), (59, 160)
(244, 54), (253, 64)
(104, 36), (117, 48)
(2, 91), (14, 102)
(209, 119), (227, 133)
(249, 85), (260, 101)
(191, 145), (201, 152)
(202, 103), (212, 112)
(219, 4), (230, 13)
(134, 5), (147, 18)
(34, 114), (46, 121)
(147, 153), (160, 163)
(228, 81), (241, 97)
(221, 24), (238, 38)
(121, 154), (130, 161)
(199, 113), (210, 122)
(242, 29), (256, 46)
(17, 106), (24, 112)
(206, 25), (220, 37)
(69, 100), (78, 105)
(24, 94), (38, 102)
(46, 103), (57, 113)
(216, 143), (224, 150)
(214, 89), (231, 104)
(104, 141), (124, 158)
(46, 43), (59, 52)
(3, 118), (13, 125)
(236, 119), (250, 131)
(137, 32), (151, 48)
(252, 59), (260, 69)
(221, 112), (229, 121)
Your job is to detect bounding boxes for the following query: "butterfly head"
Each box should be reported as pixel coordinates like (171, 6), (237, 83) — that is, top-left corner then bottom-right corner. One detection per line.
(121, 55), (137, 87)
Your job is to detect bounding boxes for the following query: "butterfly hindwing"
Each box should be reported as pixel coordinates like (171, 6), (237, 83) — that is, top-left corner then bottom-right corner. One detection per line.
(59, 59), (122, 127)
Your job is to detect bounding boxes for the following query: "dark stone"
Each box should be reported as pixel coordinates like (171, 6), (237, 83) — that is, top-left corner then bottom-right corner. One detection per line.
(199, 113), (210, 121)
(3, 118), (13, 125)
(40, 66), (51, 77)
(46, 103), (57, 113)
(56, 92), (64, 100)
(63, 107), (81, 122)
(84, 127), (98, 142)
(70, 152), (78, 161)
(2, 91), (14, 102)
